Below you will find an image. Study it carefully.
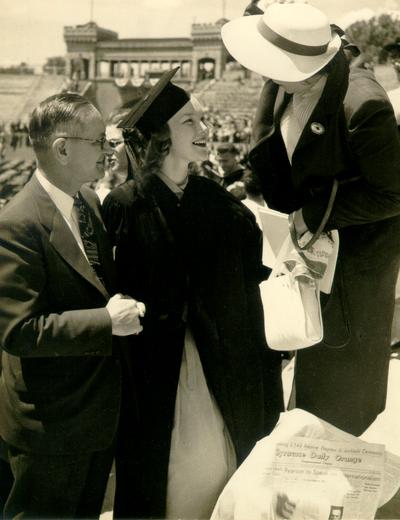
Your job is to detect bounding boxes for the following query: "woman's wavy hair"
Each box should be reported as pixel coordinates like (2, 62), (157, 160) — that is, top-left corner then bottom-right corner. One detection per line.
(106, 107), (143, 181)
(139, 124), (172, 178)
(122, 126), (147, 177)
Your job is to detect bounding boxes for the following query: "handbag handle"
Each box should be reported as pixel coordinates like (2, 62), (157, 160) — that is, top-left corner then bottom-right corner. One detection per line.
(288, 179), (339, 252)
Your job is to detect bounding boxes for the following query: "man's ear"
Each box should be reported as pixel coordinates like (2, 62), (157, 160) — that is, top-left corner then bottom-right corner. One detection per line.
(52, 137), (69, 165)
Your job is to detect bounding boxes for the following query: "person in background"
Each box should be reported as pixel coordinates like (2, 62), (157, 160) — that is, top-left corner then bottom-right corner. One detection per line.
(200, 159), (221, 183)
(187, 160), (202, 177)
(216, 143), (250, 190)
(222, 1), (400, 435)
(102, 68), (283, 520)
(329, 505), (344, 520)
(241, 169), (267, 228)
(0, 93), (144, 519)
(95, 107), (137, 203)
(226, 180), (246, 200)
(244, 0), (263, 16)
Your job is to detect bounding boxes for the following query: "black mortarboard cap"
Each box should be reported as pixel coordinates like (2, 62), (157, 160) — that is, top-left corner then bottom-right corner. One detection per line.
(118, 67), (190, 138)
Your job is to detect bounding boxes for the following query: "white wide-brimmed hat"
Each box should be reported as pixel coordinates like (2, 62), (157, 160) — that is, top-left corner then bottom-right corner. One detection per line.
(221, 2), (342, 82)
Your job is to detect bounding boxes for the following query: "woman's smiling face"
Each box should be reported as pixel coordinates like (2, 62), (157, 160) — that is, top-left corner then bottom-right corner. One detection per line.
(166, 96), (209, 165)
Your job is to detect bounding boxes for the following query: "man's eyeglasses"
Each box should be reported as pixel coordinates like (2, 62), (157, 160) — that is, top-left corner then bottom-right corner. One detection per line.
(60, 136), (108, 149)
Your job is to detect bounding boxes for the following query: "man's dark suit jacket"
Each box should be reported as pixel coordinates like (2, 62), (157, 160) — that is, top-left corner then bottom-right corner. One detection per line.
(0, 174), (121, 455)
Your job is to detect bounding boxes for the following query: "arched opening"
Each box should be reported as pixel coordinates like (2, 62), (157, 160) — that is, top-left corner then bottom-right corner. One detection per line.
(197, 57), (216, 80)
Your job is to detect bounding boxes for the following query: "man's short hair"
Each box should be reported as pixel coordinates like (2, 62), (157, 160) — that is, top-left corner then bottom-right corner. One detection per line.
(29, 93), (96, 152)
(217, 144), (239, 156)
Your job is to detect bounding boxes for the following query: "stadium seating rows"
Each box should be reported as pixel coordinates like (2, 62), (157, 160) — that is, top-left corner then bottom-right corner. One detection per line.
(0, 158), (36, 210)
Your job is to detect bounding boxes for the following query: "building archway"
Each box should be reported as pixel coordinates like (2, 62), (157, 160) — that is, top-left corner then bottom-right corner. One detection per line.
(197, 58), (215, 80)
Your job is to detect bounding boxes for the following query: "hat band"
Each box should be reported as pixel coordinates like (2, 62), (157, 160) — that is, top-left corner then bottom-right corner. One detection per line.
(257, 18), (329, 56)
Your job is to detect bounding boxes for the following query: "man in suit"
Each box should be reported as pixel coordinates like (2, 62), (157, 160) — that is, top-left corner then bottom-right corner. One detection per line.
(222, 2), (400, 435)
(0, 92), (144, 519)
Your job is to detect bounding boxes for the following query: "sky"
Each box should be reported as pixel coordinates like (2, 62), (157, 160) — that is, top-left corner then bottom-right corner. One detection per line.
(1, 0), (400, 67)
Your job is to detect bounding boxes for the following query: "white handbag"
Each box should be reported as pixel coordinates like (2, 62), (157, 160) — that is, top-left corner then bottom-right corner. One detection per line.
(260, 237), (323, 351)
(260, 180), (339, 351)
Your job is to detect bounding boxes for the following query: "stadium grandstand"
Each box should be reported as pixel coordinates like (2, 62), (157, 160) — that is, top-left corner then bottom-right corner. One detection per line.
(1, 11), (400, 210)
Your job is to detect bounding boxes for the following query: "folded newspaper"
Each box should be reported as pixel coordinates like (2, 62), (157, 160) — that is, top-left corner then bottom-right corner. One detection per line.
(211, 409), (400, 520)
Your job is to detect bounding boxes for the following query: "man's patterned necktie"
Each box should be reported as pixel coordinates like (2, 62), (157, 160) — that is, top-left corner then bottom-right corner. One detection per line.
(73, 193), (105, 285)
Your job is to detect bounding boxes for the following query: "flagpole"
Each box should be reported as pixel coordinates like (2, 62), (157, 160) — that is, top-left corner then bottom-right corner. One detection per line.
(90, 0), (94, 21)
(222, 0), (226, 18)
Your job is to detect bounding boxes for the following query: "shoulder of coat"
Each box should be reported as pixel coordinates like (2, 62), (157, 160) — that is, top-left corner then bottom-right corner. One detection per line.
(344, 67), (391, 121)
(105, 179), (142, 208)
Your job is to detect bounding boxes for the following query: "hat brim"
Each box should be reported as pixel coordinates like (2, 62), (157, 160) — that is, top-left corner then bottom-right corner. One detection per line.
(221, 15), (342, 82)
(118, 67), (179, 129)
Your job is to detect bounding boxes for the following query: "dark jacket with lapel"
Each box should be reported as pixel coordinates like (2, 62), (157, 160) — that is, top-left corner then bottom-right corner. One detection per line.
(102, 174), (284, 517)
(249, 51), (400, 435)
(0, 175), (121, 454)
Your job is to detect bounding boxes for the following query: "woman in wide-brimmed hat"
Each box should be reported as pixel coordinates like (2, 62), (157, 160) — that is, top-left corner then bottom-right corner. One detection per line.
(222, 1), (400, 436)
(102, 68), (284, 520)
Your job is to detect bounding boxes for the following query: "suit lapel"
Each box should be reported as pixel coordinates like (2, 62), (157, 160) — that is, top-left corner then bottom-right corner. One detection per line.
(49, 210), (110, 299)
(293, 106), (331, 156)
(293, 50), (350, 158)
(30, 176), (110, 299)
(251, 81), (291, 151)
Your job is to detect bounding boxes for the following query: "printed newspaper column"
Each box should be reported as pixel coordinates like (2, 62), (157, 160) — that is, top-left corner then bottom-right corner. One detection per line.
(267, 437), (384, 520)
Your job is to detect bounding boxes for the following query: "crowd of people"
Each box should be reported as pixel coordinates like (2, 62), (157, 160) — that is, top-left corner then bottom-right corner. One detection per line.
(0, 121), (31, 156)
(202, 111), (252, 146)
(0, 1), (400, 519)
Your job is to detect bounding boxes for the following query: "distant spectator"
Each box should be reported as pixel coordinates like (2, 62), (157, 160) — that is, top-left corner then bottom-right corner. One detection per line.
(226, 180), (246, 200)
(243, 169), (266, 204)
(240, 170), (267, 229)
(10, 122), (19, 151)
(0, 130), (6, 159)
(244, 0), (263, 16)
(202, 111), (253, 150)
(188, 161), (202, 176)
(200, 159), (221, 183)
(22, 123), (30, 147)
(216, 144), (250, 190)
(94, 106), (138, 202)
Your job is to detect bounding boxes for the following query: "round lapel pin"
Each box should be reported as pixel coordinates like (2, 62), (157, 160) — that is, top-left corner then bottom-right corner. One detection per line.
(310, 122), (325, 135)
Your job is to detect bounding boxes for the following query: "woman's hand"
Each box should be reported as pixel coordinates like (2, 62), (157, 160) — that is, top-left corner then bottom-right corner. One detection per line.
(293, 209), (308, 237)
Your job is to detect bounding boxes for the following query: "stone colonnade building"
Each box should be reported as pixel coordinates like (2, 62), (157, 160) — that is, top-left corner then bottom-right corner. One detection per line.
(64, 19), (231, 86)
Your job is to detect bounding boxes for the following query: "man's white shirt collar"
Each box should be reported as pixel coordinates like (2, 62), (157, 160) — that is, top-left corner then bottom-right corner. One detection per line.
(35, 168), (74, 223)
